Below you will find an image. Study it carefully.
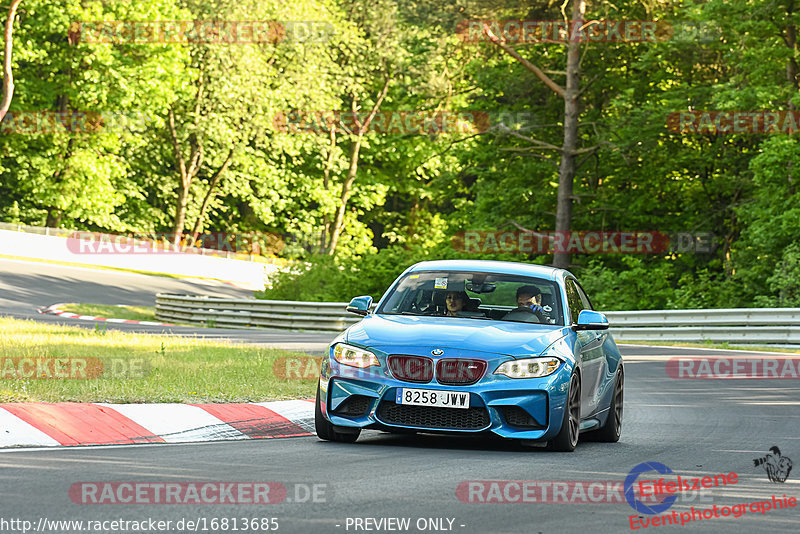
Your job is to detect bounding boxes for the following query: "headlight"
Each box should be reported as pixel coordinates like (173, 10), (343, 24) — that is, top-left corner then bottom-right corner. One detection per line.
(333, 343), (380, 368)
(494, 357), (561, 379)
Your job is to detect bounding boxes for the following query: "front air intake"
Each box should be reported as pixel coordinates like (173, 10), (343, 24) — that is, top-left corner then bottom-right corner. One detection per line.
(436, 358), (487, 385)
(388, 355), (434, 383)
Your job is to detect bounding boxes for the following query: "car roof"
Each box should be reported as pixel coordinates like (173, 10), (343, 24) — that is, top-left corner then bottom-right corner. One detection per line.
(406, 259), (570, 282)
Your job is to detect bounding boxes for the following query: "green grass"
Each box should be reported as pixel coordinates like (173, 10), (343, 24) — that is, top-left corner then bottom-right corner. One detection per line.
(618, 339), (800, 354)
(60, 303), (157, 322)
(0, 317), (318, 403)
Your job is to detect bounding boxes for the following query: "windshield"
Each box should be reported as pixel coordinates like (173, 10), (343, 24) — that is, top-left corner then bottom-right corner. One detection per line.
(376, 271), (564, 326)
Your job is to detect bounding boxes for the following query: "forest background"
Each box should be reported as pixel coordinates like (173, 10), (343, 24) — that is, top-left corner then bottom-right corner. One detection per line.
(2, 0), (799, 310)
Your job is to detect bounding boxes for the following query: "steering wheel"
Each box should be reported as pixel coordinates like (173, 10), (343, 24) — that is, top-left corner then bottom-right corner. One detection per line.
(503, 309), (542, 323)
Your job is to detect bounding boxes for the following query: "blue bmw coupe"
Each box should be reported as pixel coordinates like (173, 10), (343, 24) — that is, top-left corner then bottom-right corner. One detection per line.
(315, 259), (623, 451)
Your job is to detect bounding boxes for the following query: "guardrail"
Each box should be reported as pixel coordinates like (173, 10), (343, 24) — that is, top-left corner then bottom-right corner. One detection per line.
(156, 295), (365, 331)
(155, 295), (800, 343)
(604, 309), (800, 344)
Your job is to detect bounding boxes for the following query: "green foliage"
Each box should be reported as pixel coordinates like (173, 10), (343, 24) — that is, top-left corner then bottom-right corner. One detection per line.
(577, 257), (677, 311)
(0, 0), (189, 229)
(758, 243), (800, 307)
(3, 0), (800, 309)
(259, 246), (422, 302)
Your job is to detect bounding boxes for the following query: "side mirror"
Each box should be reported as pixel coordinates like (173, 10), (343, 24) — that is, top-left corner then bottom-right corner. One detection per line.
(346, 296), (373, 316)
(573, 310), (609, 331)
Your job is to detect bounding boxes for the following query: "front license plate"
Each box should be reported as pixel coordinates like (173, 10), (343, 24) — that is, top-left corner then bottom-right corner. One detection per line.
(396, 388), (469, 409)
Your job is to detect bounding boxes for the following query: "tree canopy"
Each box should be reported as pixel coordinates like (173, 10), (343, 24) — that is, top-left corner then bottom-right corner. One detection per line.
(2, 0), (800, 309)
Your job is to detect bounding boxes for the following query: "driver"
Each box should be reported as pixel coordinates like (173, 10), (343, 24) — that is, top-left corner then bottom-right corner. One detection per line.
(504, 285), (546, 322)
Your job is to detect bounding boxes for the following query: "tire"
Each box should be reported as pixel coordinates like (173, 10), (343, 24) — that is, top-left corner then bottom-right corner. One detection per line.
(589, 368), (623, 443)
(548, 373), (581, 452)
(314, 384), (361, 443)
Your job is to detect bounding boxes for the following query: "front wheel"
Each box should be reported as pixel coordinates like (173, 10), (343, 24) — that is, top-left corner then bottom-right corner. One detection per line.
(314, 384), (361, 443)
(548, 373), (580, 452)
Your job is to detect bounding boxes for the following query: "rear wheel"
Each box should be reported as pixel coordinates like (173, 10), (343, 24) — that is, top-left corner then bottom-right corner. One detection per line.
(589, 368), (623, 442)
(548, 373), (581, 452)
(314, 384), (361, 443)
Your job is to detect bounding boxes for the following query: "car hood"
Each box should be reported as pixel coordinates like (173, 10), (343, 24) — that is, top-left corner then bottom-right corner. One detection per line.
(346, 314), (568, 357)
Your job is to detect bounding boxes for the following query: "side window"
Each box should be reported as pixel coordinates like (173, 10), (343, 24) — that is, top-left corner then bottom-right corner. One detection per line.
(564, 279), (584, 324)
(574, 280), (593, 311)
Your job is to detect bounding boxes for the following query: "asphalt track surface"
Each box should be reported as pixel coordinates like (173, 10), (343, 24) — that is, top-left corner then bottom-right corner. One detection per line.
(1, 260), (799, 533)
(0, 258), (336, 351)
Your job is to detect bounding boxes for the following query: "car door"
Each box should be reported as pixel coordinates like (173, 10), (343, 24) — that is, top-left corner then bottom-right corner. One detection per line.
(573, 279), (609, 415)
(565, 278), (603, 417)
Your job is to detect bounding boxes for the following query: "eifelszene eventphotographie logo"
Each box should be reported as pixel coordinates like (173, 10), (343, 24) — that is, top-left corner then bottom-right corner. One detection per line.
(625, 462), (677, 515)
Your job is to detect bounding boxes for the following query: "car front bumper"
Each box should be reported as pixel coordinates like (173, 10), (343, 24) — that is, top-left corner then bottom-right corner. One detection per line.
(318, 345), (574, 441)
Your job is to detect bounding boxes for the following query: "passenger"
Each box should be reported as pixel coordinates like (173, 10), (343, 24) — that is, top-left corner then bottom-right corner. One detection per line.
(441, 289), (485, 318)
(445, 291), (467, 316)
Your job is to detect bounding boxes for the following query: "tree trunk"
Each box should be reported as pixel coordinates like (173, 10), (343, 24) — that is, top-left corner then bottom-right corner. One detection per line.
(787, 2), (799, 109)
(326, 133), (363, 255)
(167, 64), (205, 246)
(319, 126), (337, 253)
(45, 209), (62, 228)
(190, 148), (234, 242)
(45, 135), (74, 228)
(553, 0), (585, 270)
(0, 0), (22, 123)
(172, 187), (189, 246)
(324, 77), (391, 255)
(167, 107), (202, 246)
(482, 2), (585, 270)
(784, 4), (797, 191)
